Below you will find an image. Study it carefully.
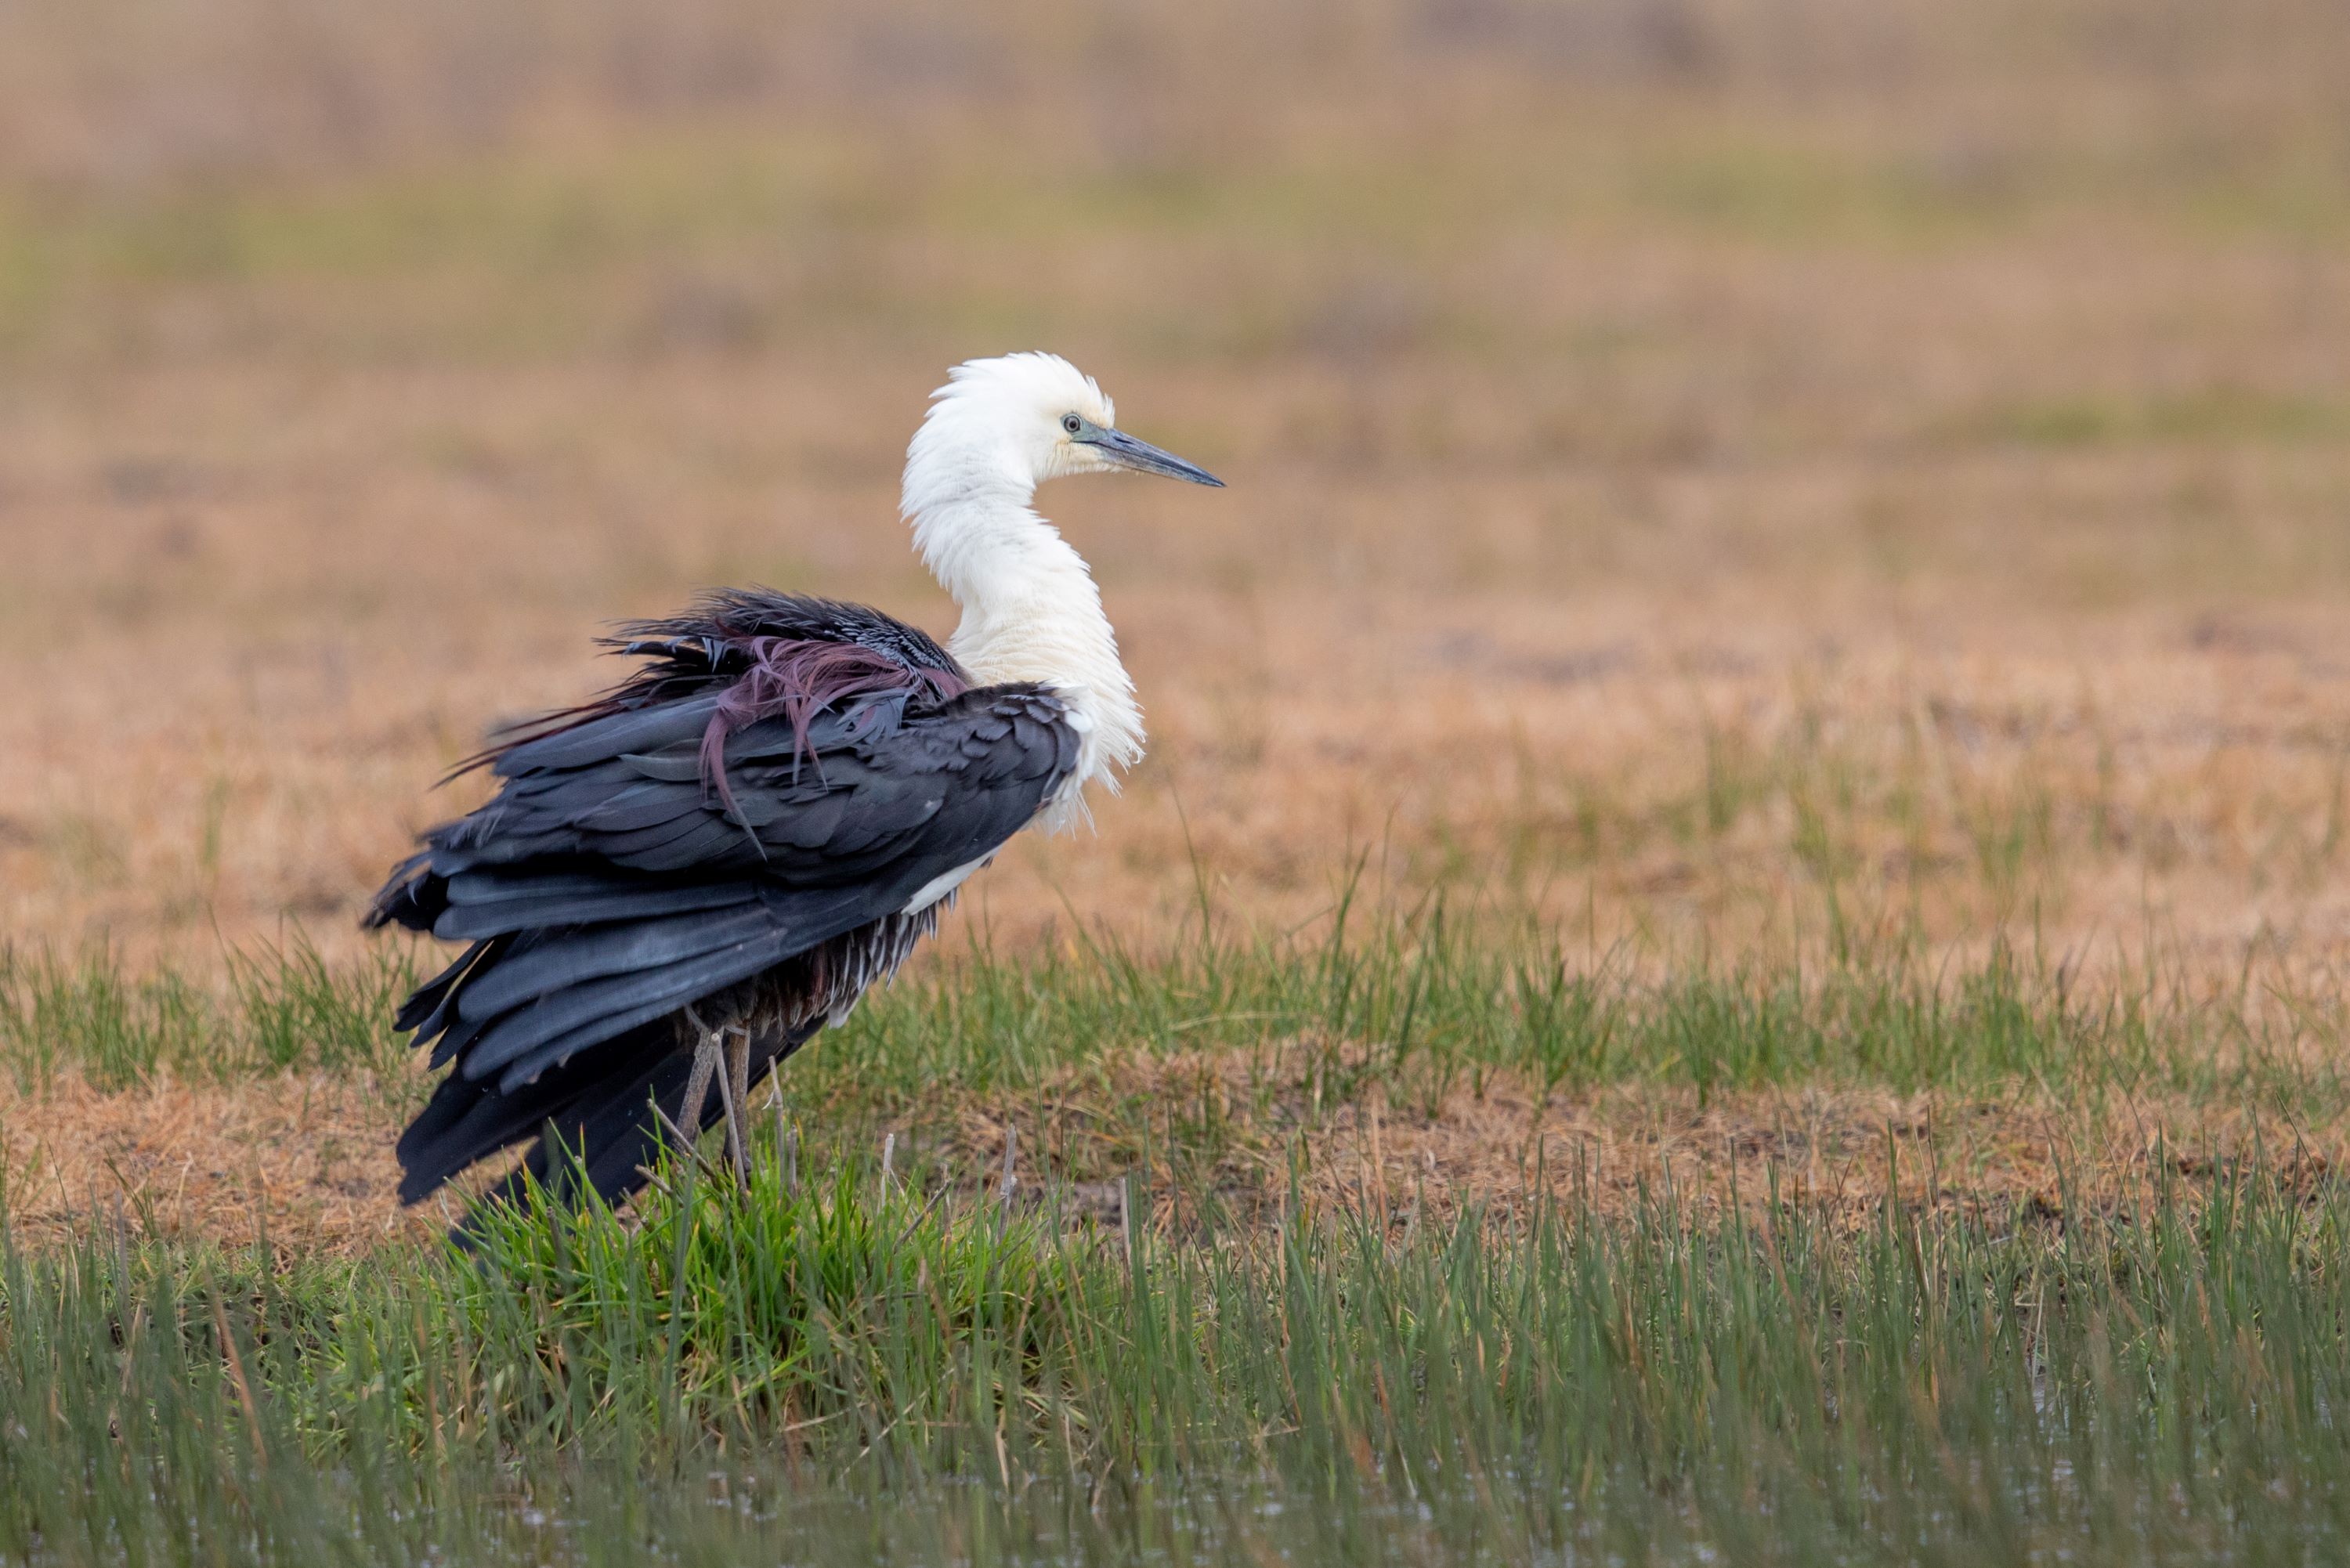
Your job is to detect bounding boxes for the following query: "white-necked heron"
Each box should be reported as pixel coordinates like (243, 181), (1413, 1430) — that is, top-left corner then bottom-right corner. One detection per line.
(370, 353), (1221, 1224)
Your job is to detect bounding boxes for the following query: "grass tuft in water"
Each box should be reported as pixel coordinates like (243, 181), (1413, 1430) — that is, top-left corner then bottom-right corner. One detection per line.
(5, 1130), (2350, 1564)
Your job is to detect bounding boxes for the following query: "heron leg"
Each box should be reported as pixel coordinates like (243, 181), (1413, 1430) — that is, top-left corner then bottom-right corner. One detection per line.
(718, 1026), (753, 1186)
(678, 1006), (721, 1152)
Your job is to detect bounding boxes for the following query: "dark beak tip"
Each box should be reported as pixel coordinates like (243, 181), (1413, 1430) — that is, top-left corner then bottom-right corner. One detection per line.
(1091, 425), (1225, 488)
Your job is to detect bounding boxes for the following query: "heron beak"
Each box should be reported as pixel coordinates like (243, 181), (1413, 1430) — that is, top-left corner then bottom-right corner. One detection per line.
(1083, 426), (1224, 487)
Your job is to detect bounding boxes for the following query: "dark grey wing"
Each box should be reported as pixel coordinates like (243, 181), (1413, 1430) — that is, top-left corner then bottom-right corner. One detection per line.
(373, 683), (1076, 1100)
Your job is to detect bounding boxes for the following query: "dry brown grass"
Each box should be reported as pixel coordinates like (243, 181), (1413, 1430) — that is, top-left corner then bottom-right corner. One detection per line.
(4, 2), (2349, 1244)
(1, 1070), (432, 1254)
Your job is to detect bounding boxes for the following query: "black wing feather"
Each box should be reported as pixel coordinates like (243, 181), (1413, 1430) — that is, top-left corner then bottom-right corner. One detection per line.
(453, 905), (784, 1021)
(432, 887), (756, 941)
(491, 694), (725, 776)
(458, 934), (793, 1084)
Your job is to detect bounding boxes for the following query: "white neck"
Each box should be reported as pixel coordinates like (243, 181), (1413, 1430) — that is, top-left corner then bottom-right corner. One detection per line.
(902, 465), (1144, 829)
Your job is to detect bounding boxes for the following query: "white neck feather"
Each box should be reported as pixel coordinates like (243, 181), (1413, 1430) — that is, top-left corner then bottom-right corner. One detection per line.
(902, 445), (1144, 830)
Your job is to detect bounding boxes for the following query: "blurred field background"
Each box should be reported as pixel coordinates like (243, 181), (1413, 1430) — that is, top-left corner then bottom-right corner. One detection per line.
(4, 0), (2348, 991)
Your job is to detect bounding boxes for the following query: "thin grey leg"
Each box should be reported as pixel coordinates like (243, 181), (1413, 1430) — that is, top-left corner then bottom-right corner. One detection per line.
(720, 1026), (753, 1185)
(678, 1006), (721, 1148)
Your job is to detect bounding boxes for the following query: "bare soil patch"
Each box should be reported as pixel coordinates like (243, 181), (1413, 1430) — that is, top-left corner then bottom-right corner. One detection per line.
(2, 1071), (432, 1255)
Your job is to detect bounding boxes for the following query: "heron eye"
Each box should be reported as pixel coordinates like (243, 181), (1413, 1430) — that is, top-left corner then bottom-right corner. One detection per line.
(1062, 414), (1083, 435)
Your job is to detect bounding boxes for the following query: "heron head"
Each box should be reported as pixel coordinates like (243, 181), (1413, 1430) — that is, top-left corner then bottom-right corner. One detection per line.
(915, 352), (1223, 494)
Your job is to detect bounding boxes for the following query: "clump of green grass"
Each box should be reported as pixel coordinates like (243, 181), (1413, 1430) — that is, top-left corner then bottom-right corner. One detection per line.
(5, 1136), (2350, 1565)
(0, 935), (415, 1090)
